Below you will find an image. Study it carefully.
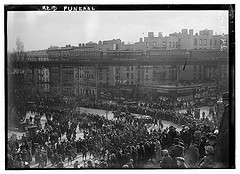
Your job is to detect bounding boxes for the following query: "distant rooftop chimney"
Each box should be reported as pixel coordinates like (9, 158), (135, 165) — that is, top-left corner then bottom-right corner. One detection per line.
(158, 32), (163, 37)
(182, 29), (188, 34)
(189, 29), (193, 36)
(148, 32), (154, 38)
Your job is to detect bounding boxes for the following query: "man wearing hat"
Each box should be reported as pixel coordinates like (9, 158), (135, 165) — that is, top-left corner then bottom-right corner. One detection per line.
(206, 134), (217, 147)
(185, 142), (200, 168)
(160, 149), (172, 168)
(73, 160), (80, 168)
(199, 146), (215, 168)
(155, 140), (162, 164)
(214, 92), (231, 168)
(176, 157), (188, 168)
(169, 138), (184, 168)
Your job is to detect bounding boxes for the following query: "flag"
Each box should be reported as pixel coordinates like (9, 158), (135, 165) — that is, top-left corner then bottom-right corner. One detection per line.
(182, 58), (187, 71)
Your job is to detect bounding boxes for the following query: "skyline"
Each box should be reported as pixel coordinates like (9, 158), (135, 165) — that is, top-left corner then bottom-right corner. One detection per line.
(7, 10), (229, 51)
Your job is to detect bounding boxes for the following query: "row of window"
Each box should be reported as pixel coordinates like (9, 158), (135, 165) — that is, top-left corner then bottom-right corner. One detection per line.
(48, 53), (69, 57)
(194, 65), (204, 72)
(38, 77), (49, 82)
(27, 57), (49, 61)
(38, 69), (49, 76)
(107, 53), (143, 56)
(71, 52), (101, 56)
(194, 39), (221, 46)
(78, 67), (94, 70)
(126, 66), (134, 71)
(48, 52), (101, 57)
(197, 57), (218, 60)
(38, 84), (50, 92)
(146, 42), (178, 48)
(74, 49), (95, 52)
(126, 73), (134, 79)
(28, 50), (227, 62)
(169, 42), (178, 48)
(122, 80), (135, 85)
(149, 51), (186, 56)
(75, 73), (94, 79)
(193, 51), (225, 55)
(75, 88), (96, 95)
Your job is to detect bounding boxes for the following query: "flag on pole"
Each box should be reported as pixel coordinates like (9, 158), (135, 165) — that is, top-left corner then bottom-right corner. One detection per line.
(183, 58), (187, 71)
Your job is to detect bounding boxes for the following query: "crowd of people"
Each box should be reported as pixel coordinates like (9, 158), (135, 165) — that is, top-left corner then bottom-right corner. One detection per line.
(7, 93), (230, 169)
(80, 98), (218, 129)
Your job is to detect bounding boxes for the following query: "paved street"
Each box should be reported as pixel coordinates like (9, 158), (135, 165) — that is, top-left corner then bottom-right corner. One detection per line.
(9, 106), (211, 139)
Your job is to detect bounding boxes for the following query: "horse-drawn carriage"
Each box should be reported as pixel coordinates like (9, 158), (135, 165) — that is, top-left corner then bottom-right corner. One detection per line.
(131, 113), (153, 124)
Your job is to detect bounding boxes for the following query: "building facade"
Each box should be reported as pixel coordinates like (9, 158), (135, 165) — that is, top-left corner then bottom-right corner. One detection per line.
(25, 50), (50, 92)
(23, 28), (229, 101)
(170, 29), (228, 50)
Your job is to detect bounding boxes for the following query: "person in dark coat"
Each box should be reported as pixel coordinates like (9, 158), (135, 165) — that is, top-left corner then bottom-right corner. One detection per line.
(176, 157), (188, 168)
(56, 160), (64, 168)
(199, 137), (207, 159)
(74, 160), (80, 168)
(214, 92), (231, 168)
(169, 138), (184, 168)
(199, 146), (215, 168)
(160, 149), (172, 168)
(185, 143), (200, 168)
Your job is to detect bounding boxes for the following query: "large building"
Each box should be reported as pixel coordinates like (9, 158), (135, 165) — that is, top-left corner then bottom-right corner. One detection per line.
(25, 50), (50, 92)
(21, 28), (229, 101)
(88, 29), (228, 52)
(170, 29), (228, 50)
(74, 66), (97, 101)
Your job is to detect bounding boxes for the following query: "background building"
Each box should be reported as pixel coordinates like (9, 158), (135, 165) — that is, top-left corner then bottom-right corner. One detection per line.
(25, 50), (50, 92)
(22, 28), (228, 101)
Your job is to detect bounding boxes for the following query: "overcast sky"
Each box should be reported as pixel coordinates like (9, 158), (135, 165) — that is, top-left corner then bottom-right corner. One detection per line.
(7, 10), (228, 51)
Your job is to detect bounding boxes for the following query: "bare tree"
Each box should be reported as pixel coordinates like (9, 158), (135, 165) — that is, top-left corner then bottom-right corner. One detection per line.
(16, 37), (24, 60)
(11, 37), (26, 61)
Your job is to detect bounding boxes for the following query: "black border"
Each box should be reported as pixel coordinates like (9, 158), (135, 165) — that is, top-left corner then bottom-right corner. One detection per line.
(5, 4), (234, 11)
(4, 4), (235, 170)
(228, 5), (235, 169)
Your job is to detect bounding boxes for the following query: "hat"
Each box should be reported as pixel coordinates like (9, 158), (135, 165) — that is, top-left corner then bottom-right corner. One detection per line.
(173, 138), (179, 144)
(94, 160), (99, 164)
(205, 146), (214, 153)
(207, 135), (217, 142)
(162, 149), (168, 155)
(179, 142), (184, 147)
(176, 157), (185, 162)
(222, 92), (229, 101)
